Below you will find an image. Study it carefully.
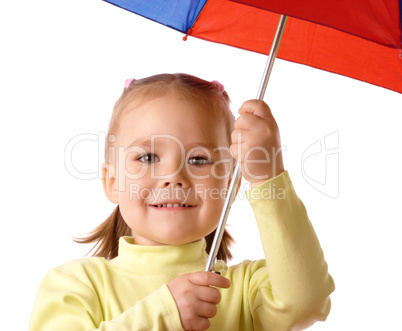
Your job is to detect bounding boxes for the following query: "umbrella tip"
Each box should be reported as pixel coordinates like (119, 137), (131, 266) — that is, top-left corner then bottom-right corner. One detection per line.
(182, 28), (192, 42)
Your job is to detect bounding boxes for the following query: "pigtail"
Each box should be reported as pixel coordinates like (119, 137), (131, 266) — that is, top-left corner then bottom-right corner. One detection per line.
(74, 205), (131, 260)
(205, 229), (234, 263)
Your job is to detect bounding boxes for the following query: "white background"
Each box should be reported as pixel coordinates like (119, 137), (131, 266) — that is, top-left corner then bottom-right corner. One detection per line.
(1, 0), (402, 330)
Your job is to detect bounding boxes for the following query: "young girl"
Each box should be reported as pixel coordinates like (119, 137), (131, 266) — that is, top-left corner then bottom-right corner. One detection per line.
(29, 73), (334, 331)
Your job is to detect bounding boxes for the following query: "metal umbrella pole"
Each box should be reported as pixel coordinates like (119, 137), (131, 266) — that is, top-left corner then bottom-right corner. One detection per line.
(205, 15), (288, 272)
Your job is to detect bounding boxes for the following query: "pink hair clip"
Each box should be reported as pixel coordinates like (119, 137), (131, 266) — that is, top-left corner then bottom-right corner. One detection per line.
(211, 80), (225, 94)
(124, 78), (136, 89)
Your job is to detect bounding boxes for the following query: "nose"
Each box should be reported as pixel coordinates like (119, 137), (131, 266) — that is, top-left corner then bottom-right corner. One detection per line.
(162, 168), (189, 188)
(163, 180), (183, 188)
(155, 158), (190, 188)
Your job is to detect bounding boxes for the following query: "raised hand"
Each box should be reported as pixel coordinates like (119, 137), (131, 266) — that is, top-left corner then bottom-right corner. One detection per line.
(231, 100), (284, 187)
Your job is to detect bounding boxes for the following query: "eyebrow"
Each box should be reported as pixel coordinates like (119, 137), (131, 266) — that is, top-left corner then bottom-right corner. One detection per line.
(127, 139), (152, 149)
(187, 143), (232, 159)
(187, 142), (220, 151)
(127, 139), (223, 152)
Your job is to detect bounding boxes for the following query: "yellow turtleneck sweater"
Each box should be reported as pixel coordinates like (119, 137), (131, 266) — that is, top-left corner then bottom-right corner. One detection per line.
(29, 171), (335, 330)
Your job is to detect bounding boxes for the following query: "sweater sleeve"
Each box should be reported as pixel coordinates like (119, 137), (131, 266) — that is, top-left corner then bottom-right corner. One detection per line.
(246, 171), (335, 331)
(28, 266), (183, 331)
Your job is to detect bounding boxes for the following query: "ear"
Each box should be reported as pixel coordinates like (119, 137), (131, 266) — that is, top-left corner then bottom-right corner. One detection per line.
(102, 162), (119, 204)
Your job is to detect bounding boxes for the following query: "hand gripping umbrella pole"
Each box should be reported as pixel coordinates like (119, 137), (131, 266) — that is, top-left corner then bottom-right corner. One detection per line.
(205, 15), (288, 272)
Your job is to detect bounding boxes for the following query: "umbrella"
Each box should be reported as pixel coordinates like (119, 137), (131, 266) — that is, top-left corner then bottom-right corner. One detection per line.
(104, 0), (402, 94)
(103, 0), (402, 271)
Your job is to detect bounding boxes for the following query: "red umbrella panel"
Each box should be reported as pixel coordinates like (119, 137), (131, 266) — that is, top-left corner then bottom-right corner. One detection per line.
(105, 0), (402, 94)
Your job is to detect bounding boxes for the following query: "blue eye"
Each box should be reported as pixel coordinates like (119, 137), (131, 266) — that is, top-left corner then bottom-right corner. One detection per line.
(138, 153), (159, 164)
(188, 155), (211, 166)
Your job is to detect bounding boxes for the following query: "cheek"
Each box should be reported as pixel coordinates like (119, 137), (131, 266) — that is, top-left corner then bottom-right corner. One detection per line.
(117, 171), (154, 207)
(117, 182), (149, 230)
(116, 159), (151, 190)
(212, 161), (233, 180)
(116, 151), (149, 182)
(200, 178), (229, 209)
(211, 148), (234, 179)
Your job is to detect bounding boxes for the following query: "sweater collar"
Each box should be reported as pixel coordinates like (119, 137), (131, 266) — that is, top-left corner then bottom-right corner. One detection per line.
(110, 236), (209, 274)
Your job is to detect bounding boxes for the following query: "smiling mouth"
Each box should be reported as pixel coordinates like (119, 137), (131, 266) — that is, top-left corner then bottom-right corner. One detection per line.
(151, 203), (194, 208)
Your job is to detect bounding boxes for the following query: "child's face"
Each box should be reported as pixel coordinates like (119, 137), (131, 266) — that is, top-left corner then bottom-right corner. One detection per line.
(106, 93), (232, 246)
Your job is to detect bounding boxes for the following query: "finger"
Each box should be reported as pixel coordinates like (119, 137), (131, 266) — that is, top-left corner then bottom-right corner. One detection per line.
(231, 129), (242, 144)
(183, 317), (210, 331)
(234, 112), (265, 131)
(189, 271), (231, 289)
(196, 301), (218, 319)
(232, 127), (266, 145)
(196, 286), (222, 304)
(230, 143), (238, 162)
(189, 317), (211, 331)
(238, 99), (272, 119)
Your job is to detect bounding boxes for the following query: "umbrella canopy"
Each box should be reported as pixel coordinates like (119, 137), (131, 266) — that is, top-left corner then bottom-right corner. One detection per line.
(104, 0), (402, 94)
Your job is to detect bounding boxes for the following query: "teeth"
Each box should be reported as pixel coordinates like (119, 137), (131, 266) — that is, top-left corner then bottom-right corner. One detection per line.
(154, 203), (191, 208)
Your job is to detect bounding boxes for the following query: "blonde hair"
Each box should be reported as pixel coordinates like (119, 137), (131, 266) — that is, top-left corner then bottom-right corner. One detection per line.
(75, 73), (235, 262)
